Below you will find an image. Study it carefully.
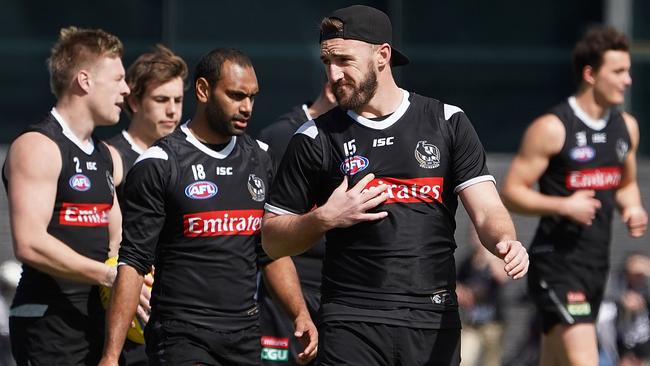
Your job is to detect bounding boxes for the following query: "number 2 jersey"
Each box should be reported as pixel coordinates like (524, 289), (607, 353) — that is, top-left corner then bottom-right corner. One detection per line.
(2, 109), (114, 314)
(118, 123), (273, 331)
(530, 96), (631, 268)
(266, 90), (495, 329)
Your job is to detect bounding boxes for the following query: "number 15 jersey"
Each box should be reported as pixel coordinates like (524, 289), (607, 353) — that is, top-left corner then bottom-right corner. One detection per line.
(266, 90), (494, 328)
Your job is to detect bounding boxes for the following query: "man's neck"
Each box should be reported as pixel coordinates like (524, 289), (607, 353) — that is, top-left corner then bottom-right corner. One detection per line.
(187, 109), (232, 145)
(126, 121), (156, 151)
(54, 97), (95, 143)
(575, 88), (610, 120)
(353, 79), (403, 119)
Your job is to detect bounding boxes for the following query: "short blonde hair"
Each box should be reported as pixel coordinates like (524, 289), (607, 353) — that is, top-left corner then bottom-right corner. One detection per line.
(47, 26), (123, 98)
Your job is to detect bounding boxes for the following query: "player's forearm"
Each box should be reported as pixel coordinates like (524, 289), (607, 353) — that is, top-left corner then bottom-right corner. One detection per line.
(13, 233), (115, 286)
(474, 204), (517, 256)
(102, 265), (144, 360)
(501, 184), (569, 217)
(616, 182), (643, 212)
(262, 212), (327, 259)
(263, 257), (309, 320)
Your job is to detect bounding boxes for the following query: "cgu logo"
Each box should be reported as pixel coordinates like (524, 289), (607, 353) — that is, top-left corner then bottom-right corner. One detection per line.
(340, 156), (369, 176)
(69, 174), (91, 192)
(261, 348), (289, 362)
(185, 181), (218, 199)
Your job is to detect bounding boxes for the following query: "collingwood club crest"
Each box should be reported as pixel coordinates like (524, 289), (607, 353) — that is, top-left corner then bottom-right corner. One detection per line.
(247, 174), (265, 202)
(616, 138), (629, 163)
(415, 141), (440, 169)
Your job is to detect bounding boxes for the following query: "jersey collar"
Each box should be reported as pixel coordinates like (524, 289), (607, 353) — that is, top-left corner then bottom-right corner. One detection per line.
(346, 89), (411, 130)
(568, 96), (610, 131)
(121, 130), (146, 155)
(51, 107), (95, 155)
(180, 121), (237, 159)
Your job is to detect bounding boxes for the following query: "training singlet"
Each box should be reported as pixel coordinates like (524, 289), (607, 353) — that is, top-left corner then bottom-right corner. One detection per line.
(105, 130), (144, 207)
(2, 109), (114, 313)
(530, 97), (631, 267)
(266, 90), (494, 328)
(118, 123), (273, 331)
(258, 103), (325, 291)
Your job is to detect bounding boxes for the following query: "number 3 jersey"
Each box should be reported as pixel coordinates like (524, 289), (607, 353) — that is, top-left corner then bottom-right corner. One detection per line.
(2, 109), (114, 313)
(531, 97), (631, 267)
(266, 90), (494, 328)
(118, 123), (273, 331)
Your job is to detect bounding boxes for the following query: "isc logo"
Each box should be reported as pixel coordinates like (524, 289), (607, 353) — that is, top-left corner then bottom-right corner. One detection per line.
(185, 181), (218, 200)
(340, 156), (369, 176)
(69, 174), (91, 192)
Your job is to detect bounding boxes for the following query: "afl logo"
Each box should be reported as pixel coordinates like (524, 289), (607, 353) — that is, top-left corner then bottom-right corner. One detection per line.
(185, 181), (218, 200)
(570, 146), (595, 162)
(69, 174), (91, 191)
(247, 174), (266, 202)
(340, 156), (369, 176)
(415, 141), (440, 169)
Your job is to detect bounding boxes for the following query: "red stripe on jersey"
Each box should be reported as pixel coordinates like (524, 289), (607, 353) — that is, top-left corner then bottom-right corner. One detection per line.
(261, 336), (289, 348)
(183, 209), (263, 237)
(59, 203), (111, 227)
(364, 177), (444, 203)
(565, 166), (622, 190)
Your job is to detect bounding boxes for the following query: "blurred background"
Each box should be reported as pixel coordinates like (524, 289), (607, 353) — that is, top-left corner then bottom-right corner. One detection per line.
(0, 0), (649, 365)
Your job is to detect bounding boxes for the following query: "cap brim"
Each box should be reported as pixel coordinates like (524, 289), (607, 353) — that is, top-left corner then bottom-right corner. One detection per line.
(391, 47), (409, 67)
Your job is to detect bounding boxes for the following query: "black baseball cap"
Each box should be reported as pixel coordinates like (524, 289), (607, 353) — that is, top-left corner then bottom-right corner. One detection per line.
(319, 5), (410, 67)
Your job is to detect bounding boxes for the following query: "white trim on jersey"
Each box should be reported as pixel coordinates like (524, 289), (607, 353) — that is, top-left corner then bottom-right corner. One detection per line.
(295, 120), (318, 139)
(135, 146), (168, 164)
(346, 89), (411, 130)
(443, 104), (463, 120)
(301, 103), (313, 121)
(568, 96), (609, 131)
(454, 175), (496, 194)
(256, 139), (269, 151)
(121, 130), (146, 155)
(51, 107), (95, 155)
(264, 203), (298, 216)
(180, 122), (237, 159)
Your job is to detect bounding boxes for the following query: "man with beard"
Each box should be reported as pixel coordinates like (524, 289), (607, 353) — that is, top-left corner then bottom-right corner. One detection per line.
(98, 48), (317, 366)
(262, 5), (529, 365)
(103, 44), (187, 366)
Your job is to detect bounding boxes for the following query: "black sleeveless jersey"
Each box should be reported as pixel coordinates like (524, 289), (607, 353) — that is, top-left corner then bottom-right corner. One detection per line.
(258, 104), (325, 291)
(118, 123), (274, 331)
(266, 91), (493, 328)
(105, 130), (143, 208)
(2, 111), (114, 313)
(531, 98), (631, 267)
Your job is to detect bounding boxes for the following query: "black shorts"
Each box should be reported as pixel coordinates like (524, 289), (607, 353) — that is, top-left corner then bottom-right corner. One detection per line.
(121, 339), (147, 366)
(318, 320), (460, 366)
(528, 252), (608, 333)
(9, 302), (104, 366)
(259, 286), (320, 365)
(145, 318), (260, 366)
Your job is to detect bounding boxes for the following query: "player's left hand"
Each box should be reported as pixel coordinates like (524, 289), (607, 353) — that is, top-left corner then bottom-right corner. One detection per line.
(622, 206), (648, 238)
(293, 312), (318, 364)
(495, 240), (529, 280)
(135, 273), (153, 325)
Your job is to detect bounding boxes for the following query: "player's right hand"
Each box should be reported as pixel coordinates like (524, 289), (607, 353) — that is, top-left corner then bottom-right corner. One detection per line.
(561, 190), (601, 226)
(318, 173), (388, 229)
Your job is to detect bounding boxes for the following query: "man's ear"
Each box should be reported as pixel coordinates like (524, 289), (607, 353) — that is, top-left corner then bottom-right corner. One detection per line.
(195, 77), (210, 103)
(76, 69), (92, 93)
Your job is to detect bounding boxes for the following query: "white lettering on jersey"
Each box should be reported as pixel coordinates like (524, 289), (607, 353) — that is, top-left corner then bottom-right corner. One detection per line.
(592, 133), (607, 144)
(343, 139), (356, 156)
(216, 167), (233, 176)
(373, 137), (394, 147)
(86, 161), (97, 170)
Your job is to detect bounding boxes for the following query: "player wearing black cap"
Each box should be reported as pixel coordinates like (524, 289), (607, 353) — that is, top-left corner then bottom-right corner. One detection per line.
(263, 5), (529, 365)
(99, 48), (317, 366)
(502, 26), (647, 366)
